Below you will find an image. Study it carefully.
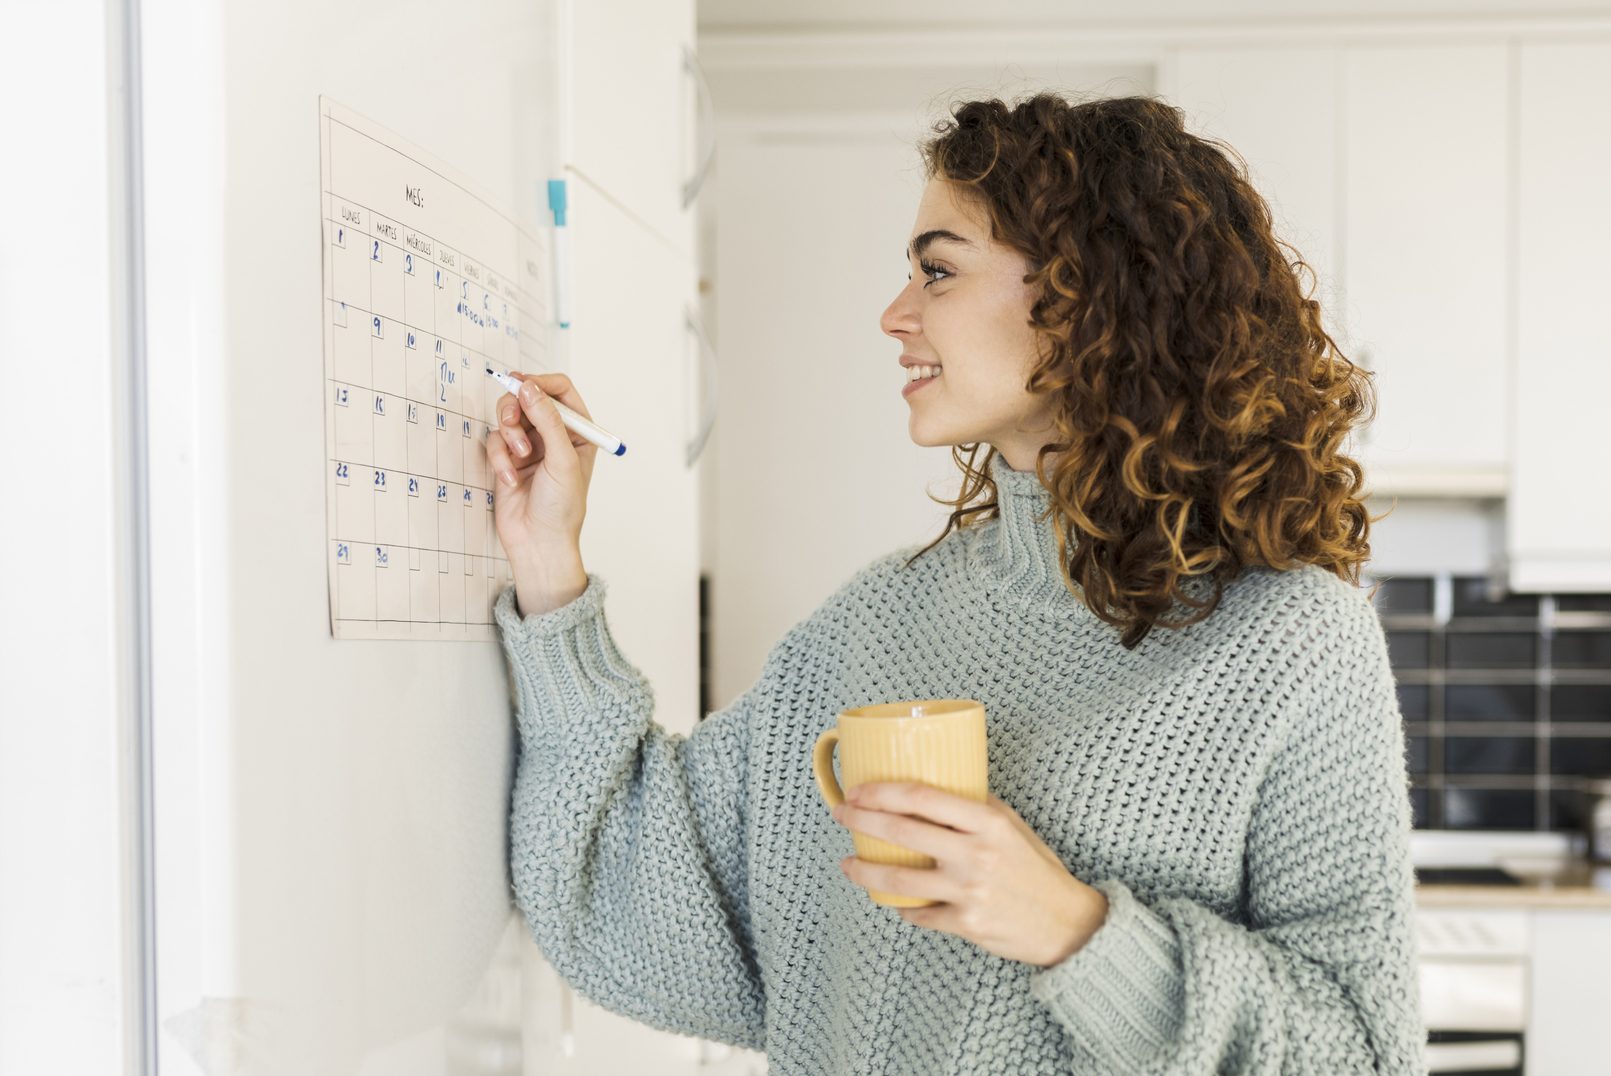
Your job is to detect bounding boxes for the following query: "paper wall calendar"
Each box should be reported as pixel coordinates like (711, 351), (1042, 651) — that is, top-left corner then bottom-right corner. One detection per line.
(319, 97), (550, 640)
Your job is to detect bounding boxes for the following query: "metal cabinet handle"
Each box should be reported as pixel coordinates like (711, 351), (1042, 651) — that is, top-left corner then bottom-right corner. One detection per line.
(682, 44), (716, 210)
(685, 304), (718, 467)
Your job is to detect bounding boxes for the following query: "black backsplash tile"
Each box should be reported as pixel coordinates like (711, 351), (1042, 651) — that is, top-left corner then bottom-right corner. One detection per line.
(1446, 631), (1537, 669)
(1373, 577), (1434, 615)
(1553, 683), (1611, 723)
(1451, 577), (1540, 618)
(1409, 785), (1433, 829)
(1407, 735), (1429, 776)
(1443, 787), (1536, 830)
(1552, 631), (1611, 670)
(1446, 736), (1535, 775)
(1549, 737), (1611, 779)
(1396, 683), (1431, 720)
(1445, 682), (1535, 722)
(1375, 574), (1611, 833)
(1386, 630), (1432, 668)
(1557, 594), (1611, 613)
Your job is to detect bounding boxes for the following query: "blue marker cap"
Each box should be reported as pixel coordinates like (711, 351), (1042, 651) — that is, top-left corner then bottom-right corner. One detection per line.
(547, 179), (568, 227)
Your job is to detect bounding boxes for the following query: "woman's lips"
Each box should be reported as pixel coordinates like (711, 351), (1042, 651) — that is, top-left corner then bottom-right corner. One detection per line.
(902, 371), (940, 398)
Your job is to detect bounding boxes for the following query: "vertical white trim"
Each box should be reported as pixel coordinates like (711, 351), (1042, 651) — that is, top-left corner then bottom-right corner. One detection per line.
(1503, 36), (1521, 542)
(107, 0), (157, 1068)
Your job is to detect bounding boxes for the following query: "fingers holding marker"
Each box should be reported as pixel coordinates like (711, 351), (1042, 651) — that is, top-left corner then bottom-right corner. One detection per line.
(513, 371), (592, 423)
(506, 371), (602, 454)
(511, 374), (582, 476)
(498, 396), (533, 459)
(485, 427), (525, 487)
(513, 376), (552, 430)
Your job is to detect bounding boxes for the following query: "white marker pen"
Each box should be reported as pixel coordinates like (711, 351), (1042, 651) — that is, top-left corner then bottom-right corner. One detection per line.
(547, 179), (572, 329)
(486, 365), (627, 457)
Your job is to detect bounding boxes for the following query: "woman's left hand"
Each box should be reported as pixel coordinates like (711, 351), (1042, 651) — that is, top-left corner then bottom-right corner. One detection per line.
(831, 782), (1109, 968)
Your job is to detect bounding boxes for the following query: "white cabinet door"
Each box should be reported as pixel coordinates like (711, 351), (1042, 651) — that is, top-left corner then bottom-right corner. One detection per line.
(566, 0), (698, 259)
(1343, 43), (1511, 490)
(1166, 46), (1345, 349)
(1527, 906), (1611, 1073)
(1508, 41), (1611, 592)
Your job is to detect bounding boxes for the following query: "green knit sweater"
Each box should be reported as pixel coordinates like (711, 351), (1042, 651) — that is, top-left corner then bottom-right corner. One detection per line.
(493, 452), (1426, 1074)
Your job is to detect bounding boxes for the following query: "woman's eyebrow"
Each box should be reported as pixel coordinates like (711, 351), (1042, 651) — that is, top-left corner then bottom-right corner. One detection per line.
(905, 229), (976, 261)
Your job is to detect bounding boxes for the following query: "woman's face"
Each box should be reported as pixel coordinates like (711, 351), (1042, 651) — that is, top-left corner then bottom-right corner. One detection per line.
(881, 177), (1058, 473)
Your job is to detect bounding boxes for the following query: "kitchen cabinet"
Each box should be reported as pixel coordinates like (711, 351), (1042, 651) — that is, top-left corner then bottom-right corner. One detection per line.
(1166, 43), (1513, 497)
(1415, 880), (1611, 1073)
(1526, 906), (1611, 1073)
(1342, 43), (1511, 494)
(567, 0), (703, 259)
(1164, 45), (1345, 350)
(1507, 40), (1611, 592)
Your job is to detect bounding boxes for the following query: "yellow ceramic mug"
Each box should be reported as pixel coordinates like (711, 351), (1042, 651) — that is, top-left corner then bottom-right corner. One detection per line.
(811, 698), (988, 907)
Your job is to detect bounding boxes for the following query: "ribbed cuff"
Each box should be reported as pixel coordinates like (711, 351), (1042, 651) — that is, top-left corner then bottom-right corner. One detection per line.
(493, 573), (608, 639)
(1029, 877), (1185, 1071)
(492, 574), (653, 743)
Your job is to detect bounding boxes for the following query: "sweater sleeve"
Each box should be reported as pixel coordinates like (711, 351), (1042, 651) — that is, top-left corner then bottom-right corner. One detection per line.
(1027, 587), (1427, 1074)
(494, 572), (789, 1050)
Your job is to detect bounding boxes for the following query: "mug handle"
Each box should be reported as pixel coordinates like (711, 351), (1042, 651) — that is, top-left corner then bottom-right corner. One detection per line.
(811, 728), (845, 809)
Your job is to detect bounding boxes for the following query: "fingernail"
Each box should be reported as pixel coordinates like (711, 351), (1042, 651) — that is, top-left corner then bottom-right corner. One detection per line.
(499, 467), (516, 486)
(520, 381), (540, 404)
(515, 436), (530, 455)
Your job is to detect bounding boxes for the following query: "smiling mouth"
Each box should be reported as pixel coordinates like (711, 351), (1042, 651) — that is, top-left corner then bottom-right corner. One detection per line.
(902, 369), (941, 397)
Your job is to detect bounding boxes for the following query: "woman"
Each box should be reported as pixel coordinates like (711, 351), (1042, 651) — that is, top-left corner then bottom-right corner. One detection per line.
(484, 93), (1424, 1074)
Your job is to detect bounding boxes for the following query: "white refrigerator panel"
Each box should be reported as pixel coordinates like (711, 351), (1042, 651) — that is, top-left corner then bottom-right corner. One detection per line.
(142, 1), (562, 1072)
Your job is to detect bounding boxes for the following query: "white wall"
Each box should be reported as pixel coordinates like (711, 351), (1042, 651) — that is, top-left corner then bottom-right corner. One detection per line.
(0, 0), (131, 1070)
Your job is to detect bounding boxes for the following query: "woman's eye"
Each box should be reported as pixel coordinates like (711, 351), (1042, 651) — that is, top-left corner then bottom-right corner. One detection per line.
(918, 260), (951, 287)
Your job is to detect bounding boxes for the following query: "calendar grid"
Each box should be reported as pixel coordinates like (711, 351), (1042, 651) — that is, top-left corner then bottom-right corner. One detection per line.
(323, 216), (545, 327)
(328, 372), (499, 435)
(320, 97), (551, 641)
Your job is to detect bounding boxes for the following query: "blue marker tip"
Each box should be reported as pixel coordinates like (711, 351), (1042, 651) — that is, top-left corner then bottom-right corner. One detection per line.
(614, 443), (627, 456)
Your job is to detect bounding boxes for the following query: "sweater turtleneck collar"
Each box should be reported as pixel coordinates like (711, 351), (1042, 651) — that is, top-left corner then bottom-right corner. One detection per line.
(974, 452), (1083, 616)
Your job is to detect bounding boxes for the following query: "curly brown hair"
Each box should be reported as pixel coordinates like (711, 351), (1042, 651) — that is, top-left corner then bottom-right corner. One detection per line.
(903, 92), (1384, 650)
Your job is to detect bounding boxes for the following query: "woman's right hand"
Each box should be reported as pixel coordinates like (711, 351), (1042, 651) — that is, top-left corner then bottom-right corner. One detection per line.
(485, 371), (598, 613)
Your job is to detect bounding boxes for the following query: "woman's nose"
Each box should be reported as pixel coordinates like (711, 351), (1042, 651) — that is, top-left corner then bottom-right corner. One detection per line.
(881, 281), (921, 339)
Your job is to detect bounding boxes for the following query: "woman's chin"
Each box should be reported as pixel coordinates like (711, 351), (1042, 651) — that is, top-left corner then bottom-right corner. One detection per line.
(908, 421), (972, 451)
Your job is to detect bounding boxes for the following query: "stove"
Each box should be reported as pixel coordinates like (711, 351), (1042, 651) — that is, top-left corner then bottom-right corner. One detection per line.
(1414, 865), (1526, 886)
